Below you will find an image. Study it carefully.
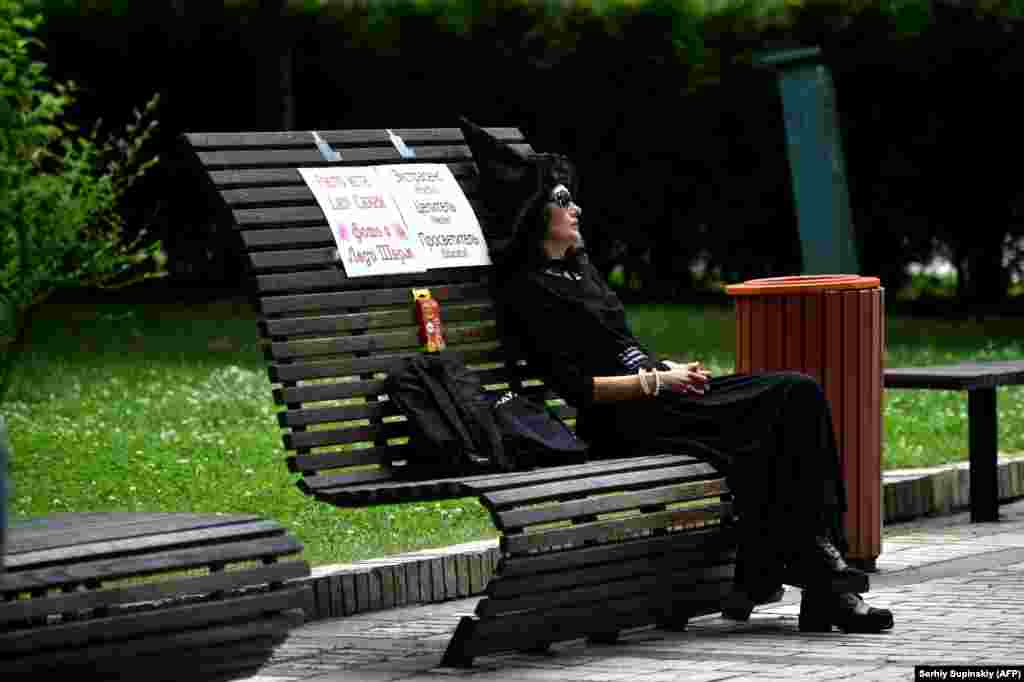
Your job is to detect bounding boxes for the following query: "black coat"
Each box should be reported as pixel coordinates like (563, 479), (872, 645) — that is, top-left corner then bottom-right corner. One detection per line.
(500, 255), (851, 589)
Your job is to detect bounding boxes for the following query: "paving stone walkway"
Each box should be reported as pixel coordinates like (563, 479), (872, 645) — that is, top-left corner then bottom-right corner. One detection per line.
(239, 499), (1024, 682)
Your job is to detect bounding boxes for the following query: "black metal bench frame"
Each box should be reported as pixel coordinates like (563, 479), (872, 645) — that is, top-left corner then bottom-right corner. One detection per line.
(181, 126), (739, 667)
(884, 360), (1024, 522)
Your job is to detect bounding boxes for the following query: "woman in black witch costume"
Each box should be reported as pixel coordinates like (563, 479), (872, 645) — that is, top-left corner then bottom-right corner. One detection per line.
(458, 117), (893, 634)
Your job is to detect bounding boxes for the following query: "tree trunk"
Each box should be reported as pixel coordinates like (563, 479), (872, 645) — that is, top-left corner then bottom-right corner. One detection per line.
(280, 41), (296, 130)
(965, 238), (1009, 319)
(258, 0), (295, 130)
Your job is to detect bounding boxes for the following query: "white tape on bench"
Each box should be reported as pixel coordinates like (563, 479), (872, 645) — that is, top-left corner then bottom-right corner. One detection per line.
(311, 131), (342, 162)
(386, 129), (416, 158)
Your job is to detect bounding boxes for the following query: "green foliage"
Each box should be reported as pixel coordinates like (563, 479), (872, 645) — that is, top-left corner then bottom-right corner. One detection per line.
(0, 0), (165, 404)
(6, 299), (1022, 563)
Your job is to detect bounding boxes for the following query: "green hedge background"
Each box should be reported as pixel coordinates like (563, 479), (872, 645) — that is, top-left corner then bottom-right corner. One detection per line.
(24, 0), (1024, 309)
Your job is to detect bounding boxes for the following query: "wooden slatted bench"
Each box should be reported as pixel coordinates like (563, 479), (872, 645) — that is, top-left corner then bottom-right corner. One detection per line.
(0, 511), (310, 678)
(180, 126), (739, 667)
(884, 359), (1024, 522)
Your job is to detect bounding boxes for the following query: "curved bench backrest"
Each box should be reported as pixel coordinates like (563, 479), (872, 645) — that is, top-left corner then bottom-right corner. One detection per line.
(182, 128), (573, 506)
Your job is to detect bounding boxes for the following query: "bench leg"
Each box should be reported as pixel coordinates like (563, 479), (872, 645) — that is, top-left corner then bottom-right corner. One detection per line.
(440, 617), (476, 668)
(968, 388), (1000, 523)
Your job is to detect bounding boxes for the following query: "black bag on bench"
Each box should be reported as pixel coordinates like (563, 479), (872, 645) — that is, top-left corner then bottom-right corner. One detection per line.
(388, 355), (588, 476)
(492, 391), (589, 469)
(388, 354), (512, 477)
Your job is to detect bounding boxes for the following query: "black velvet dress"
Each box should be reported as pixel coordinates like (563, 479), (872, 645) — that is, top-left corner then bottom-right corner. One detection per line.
(501, 256), (850, 593)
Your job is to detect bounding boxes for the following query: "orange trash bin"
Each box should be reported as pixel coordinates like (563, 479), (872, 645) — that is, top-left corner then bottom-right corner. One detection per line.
(725, 275), (884, 570)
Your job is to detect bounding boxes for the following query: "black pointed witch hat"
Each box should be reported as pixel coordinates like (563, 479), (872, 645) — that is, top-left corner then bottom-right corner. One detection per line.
(458, 117), (578, 267)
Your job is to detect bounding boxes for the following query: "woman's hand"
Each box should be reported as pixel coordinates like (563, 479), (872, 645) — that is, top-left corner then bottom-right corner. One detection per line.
(660, 361), (712, 395)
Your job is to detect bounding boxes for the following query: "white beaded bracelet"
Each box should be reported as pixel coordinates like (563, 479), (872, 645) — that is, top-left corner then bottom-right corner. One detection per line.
(638, 368), (652, 396)
(652, 368), (662, 397)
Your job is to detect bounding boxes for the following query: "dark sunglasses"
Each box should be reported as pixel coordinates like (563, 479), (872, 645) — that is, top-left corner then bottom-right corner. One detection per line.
(550, 185), (576, 210)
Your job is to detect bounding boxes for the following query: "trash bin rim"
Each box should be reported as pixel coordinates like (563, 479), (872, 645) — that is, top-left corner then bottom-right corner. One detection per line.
(725, 274), (880, 296)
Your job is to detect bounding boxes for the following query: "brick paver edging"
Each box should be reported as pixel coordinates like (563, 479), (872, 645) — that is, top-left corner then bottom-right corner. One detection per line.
(291, 455), (1024, 621)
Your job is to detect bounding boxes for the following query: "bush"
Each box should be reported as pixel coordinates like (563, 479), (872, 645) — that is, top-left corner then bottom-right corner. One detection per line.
(0, 0), (165, 402)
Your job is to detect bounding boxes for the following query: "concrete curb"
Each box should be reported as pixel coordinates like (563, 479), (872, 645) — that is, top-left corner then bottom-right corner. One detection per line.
(293, 454), (1024, 622)
(882, 453), (1024, 522)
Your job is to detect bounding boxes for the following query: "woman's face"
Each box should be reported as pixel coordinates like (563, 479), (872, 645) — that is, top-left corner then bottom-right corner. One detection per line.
(545, 184), (582, 250)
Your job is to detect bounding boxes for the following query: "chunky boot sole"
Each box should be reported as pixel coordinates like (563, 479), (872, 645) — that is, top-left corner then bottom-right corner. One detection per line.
(799, 593), (895, 633)
(721, 587), (786, 621)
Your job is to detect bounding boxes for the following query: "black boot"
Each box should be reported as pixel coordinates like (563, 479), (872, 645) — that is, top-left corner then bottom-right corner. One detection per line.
(784, 536), (869, 593)
(722, 585), (786, 621)
(799, 592), (894, 633)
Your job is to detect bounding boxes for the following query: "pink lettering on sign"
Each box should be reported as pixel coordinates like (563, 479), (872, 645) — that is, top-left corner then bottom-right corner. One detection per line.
(336, 223), (350, 242)
(352, 194), (387, 209)
(316, 175), (346, 190)
(351, 223), (387, 243)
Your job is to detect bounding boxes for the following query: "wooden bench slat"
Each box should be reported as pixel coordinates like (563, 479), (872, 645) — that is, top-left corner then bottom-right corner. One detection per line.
(197, 143), (492, 171)
(497, 525), (736, 580)
(242, 226), (334, 249)
(6, 513), (265, 556)
(197, 143), (533, 171)
(267, 322), (497, 360)
(267, 345), (504, 383)
(221, 185), (317, 206)
(185, 127), (525, 150)
(486, 542), (734, 600)
(274, 378), (386, 405)
(7, 520), (288, 570)
(299, 466), (396, 494)
(256, 269), (500, 296)
(0, 612), (303, 676)
(268, 327), (420, 359)
(260, 303), (493, 341)
(478, 562), (735, 619)
(272, 365), (518, 405)
(0, 562), (308, 626)
(2, 535), (303, 595)
(249, 246), (341, 271)
(362, 455), (696, 496)
(258, 262), (493, 294)
(287, 445), (406, 474)
(233, 205), (328, 227)
(284, 420), (408, 450)
(0, 586), (307, 656)
(221, 174), (483, 208)
(278, 400), (394, 428)
(310, 480), (466, 507)
(259, 278), (489, 315)
(207, 160), (481, 190)
(481, 462), (722, 511)
(502, 503), (729, 556)
(465, 455), (705, 494)
(496, 479), (727, 531)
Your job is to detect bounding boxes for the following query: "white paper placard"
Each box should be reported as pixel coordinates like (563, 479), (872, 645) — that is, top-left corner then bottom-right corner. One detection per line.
(298, 167), (426, 277)
(376, 164), (491, 270)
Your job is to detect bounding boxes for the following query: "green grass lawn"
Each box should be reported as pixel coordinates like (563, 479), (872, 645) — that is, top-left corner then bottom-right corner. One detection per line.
(3, 299), (1022, 566)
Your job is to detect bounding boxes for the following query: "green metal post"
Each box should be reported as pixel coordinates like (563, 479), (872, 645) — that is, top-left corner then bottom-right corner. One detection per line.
(756, 47), (860, 275)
